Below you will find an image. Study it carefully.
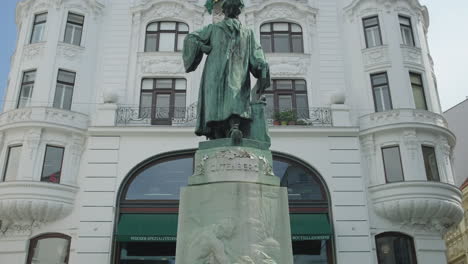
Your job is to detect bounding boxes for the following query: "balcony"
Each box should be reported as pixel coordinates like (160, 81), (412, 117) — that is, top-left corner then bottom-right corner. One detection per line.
(0, 107), (89, 131)
(115, 103), (333, 127)
(369, 181), (464, 233)
(0, 181), (78, 225)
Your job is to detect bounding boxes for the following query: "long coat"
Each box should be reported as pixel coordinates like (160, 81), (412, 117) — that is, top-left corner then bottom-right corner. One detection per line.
(183, 18), (270, 138)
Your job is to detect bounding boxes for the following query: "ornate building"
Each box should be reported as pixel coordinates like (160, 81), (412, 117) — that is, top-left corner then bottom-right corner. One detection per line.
(445, 179), (468, 264)
(0, 0), (463, 263)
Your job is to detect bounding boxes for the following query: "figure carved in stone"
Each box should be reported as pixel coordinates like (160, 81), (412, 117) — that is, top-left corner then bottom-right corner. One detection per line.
(183, 0), (271, 144)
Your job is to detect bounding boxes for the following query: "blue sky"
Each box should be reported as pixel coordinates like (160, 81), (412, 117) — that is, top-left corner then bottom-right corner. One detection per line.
(0, 0), (467, 111)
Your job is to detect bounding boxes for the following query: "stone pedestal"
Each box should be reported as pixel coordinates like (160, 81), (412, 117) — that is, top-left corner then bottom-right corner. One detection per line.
(176, 139), (293, 264)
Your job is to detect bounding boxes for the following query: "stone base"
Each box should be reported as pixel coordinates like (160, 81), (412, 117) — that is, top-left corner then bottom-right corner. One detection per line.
(176, 182), (293, 264)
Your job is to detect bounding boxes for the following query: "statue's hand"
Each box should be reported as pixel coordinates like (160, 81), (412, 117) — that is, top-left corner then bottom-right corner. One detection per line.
(201, 45), (212, 54)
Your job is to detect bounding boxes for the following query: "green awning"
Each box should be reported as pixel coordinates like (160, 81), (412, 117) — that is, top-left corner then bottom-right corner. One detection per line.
(290, 214), (332, 241)
(117, 214), (178, 242)
(116, 213), (332, 242)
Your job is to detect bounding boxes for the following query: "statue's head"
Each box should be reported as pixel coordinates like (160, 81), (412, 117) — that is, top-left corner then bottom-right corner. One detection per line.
(222, 0), (245, 18)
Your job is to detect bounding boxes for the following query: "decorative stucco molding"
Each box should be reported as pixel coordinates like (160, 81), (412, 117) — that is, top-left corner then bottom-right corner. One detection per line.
(16, 0), (104, 25)
(401, 129), (418, 160)
(401, 45), (424, 68)
(0, 107), (89, 132)
(361, 45), (391, 71)
(57, 42), (85, 62)
(22, 43), (45, 62)
(266, 54), (310, 77)
(0, 181), (78, 228)
(370, 181), (464, 233)
(137, 53), (185, 74)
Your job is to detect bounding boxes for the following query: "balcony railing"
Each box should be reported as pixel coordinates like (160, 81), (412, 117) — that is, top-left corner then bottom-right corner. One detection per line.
(116, 103), (332, 127)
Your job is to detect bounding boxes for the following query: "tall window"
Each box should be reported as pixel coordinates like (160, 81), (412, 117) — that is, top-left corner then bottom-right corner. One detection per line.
(422, 146), (440, 182)
(371, 72), (393, 112)
(382, 146), (404, 183)
(399, 15), (415, 46)
(26, 234), (71, 264)
(53, 70), (76, 110)
(260, 22), (304, 53)
(2, 145), (22, 182)
(64, 12), (84, 46)
(376, 233), (417, 264)
(140, 78), (187, 125)
(264, 79), (309, 119)
(410, 73), (427, 110)
(17, 70), (36, 108)
(41, 146), (65, 184)
(30, 13), (47, 43)
(145, 22), (189, 52)
(363, 16), (383, 48)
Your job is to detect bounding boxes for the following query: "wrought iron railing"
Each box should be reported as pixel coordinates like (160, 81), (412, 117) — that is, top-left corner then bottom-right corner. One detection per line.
(115, 103), (332, 127)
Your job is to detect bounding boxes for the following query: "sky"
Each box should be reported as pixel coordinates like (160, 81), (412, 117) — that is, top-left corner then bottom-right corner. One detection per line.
(0, 0), (467, 111)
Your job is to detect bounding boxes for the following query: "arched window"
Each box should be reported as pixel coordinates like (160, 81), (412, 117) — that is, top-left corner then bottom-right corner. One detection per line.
(115, 151), (334, 264)
(145, 21), (188, 52)
(376, 232), (417, 264)
(26, 233), (71, 264)
(260, 22), (304, 53)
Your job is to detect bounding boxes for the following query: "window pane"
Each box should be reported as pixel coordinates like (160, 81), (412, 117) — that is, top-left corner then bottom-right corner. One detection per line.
(155, 79), (172, 89)
(260, 24), (271, 33)
(296, 94), (309, 119)
(363, 17), (378, 27)
(175, 79), (186, 90)
(265, 94), (274, 118)
(159, 33), (176, 51)
(31, 24), (45, 43)
(58, 70), (76, 84)
(68, 13), (84, 25)
(422, 146), (440, 181)
(41, 146), (64, 183)
(291, 35), (303, 53)
(275, 159), (324, 200)
(382, 147), (404, 183)
(142, 79), (153, 90)
(374, 88), (384, 112)
(125, 157), (193, 200)
(366, 27), (382, 47)
(295, 80), (306, 91)
(139, 93), (152, 118)
(31, 237), (70, 264)
(401, 27), (414, 46)
(413, 86), (427, 110)
(174, 93), (186, 118)
(260, 35), (272, 52)
(276, 80), (293, 90)
(147, 23), (158, 31)
(35, 13), (47, 23)
(178, 23), (189, 32)
(53, 84), (65, 109)
(177, 33), (186, 51)
(273, 34), (290, 52)
(399, 16), (411, 26)
(18, 84), (33, 108)
(72, 26), (82, 46)
(64, 24), (73, 44)
(291, 24), (302, 33)
(160, 22), (176, 30)
(155, 94), (170, 118)
(279, 95), (293, 111)
(372, 73), (387, 86)
(293, 240), (329, 263)
(3, 146), (22, 182)
(145, 34), (157, 52)
(273, 23), (289, 31)
(23, 71), (36, 83)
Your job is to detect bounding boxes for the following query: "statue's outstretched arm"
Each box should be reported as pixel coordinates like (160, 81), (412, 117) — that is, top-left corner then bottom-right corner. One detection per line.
(183, 24), (214, 73)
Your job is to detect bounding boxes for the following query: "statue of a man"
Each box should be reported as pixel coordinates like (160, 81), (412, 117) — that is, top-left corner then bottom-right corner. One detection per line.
(183, 0), (270, 142)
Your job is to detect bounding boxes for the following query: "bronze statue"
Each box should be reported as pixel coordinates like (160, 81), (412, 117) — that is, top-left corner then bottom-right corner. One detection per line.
(183, 0), (270, 144)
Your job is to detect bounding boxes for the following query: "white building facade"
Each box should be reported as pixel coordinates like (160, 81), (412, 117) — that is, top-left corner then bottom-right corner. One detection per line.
(0, 0), (464, 263)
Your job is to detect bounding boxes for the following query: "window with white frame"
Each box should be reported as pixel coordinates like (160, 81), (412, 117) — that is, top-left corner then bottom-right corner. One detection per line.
(381, 146), (404, 183)
(2, 145), (22, 182)
(41, 145), (65, 184)
(30, 13), (47, 43)
(64, 12), (84, 46)
(260, 22), (304, 53)
(422, 145), (440, 182)
(399, 15), (415, 46)
(363, 16), (383, 48)
(145, 22), (189, 52)
(410, 72), (428, 110)
(17, 70), (36, 108)
(26, 234), (71, 264)
(53, 70), (76, 110)
(371, 72), (393, 112)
